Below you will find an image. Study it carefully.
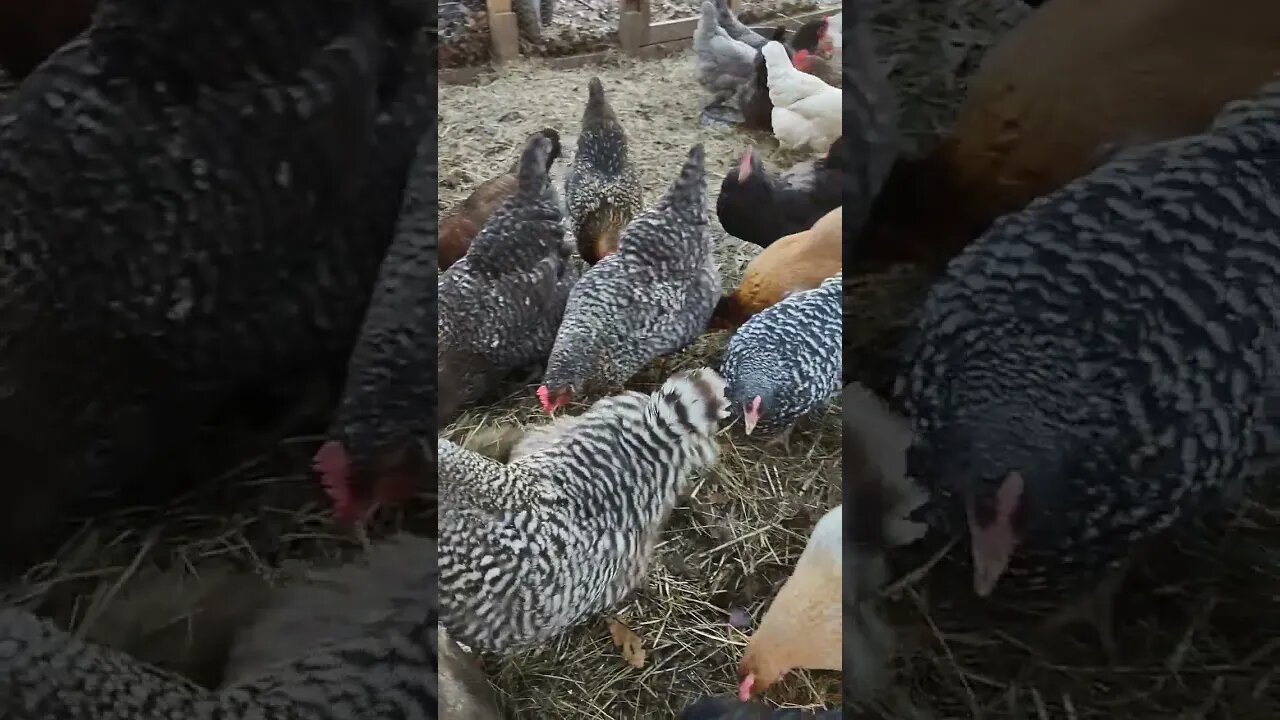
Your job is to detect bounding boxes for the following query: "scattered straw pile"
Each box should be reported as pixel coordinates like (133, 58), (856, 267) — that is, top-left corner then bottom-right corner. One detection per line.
(440, 53), (842, 717)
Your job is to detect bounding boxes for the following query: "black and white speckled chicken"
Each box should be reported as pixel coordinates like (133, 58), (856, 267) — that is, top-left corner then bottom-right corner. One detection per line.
(439, 367), (729, 653)
(313, 127), (437, 529)
(539, 145), (719, 414)
(0, 0), (432, 570)
(565, 78), (644, 266)
(721, 274), (841, 443)
(899, 77), (1280, 656)
(438, 133), (579, 424)
(0, 534), (443, 719)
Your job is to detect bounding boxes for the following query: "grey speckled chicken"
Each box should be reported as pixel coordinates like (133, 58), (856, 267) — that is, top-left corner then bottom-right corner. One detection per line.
(439, 368), (729, 653)
(900, 78), (1280, 655)
(314, 127), (438, 529)
(564, 78), (643, 266)
(722, 274), (841, 441)
(438, 133), (577, 425)
(0, 534), (443, 719)
(693, 1), (756, 126)
(539, 145), (719, 414)
(0, 0), (433, 570)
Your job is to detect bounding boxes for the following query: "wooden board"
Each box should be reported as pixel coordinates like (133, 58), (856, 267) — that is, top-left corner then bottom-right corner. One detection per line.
(634, 6), (839, 52)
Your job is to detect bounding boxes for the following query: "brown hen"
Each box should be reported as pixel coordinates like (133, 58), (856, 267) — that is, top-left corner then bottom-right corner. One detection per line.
(859, 0), (1280, 272)
(439, 128), (561, 271)
(711, 206), (841, 330)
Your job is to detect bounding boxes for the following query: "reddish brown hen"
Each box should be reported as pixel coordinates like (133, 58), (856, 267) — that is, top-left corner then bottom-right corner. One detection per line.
(859, 0), (1280, 272)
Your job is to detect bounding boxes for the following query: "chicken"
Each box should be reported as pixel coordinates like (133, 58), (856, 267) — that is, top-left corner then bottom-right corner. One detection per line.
(900, 77), (1280, 658)
(565, 78), (644, 266)
(711, 207), (841, 330)
(734, 35), (790, 132)
(0, 0), (93, 80)
(437, 134), (579, 426)
(440, 128), (563, 271)
(312, 128), (436, 529)
(0, 534), (448, 719)
(737, 505), (841, 700)
(790, 48), (839, 88)
(716, 141), (842, 250)
(679, 696), (841, 719)
(839, 382), (928, 700)
(859, 0), (1280, 272)
(0, 0), (432, 571)
(539, 145), (719, 414)
(693, 1), (757, 126)
(815, 12), (840, 56)
(720, 274), (840, 442)
(710, 0), (771, 50)
(439, 368), (730, 653)
(762, 41), (841, 153)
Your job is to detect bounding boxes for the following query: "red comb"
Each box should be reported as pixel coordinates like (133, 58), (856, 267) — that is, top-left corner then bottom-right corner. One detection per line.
(536, 384), (552, 412)
(793, 49), (810, 69)
(737, 149), (753, 181)
(314, 440), (358, 523)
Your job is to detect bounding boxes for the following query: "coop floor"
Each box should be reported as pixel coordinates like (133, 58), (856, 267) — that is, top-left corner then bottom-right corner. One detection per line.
(440, 53), (843, 718)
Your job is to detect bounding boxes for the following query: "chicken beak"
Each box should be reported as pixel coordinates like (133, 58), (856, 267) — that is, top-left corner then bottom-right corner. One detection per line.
(743, 397), (761, 435)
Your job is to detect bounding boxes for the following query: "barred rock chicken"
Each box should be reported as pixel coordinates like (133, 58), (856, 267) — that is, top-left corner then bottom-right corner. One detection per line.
(711, 0), (771, 50)
(0, 0), (432, 570)
(721, 274), (841, 443)
(0, 534), (444, 719)
(439, 134), (579, 426)
(565, 78), (644, 265)
(314, 128), (436, 529)
(540, 145), (719, 414)
(762, 41), (841, 153)
(712, 207), (842, 331)
(693, 1), (757, 126)
(716, 141), (843, 249)
(439, 367), (730, 653)
(680, 697), (841, 720)
(0, 0), (93, 79)
(899, 77), (1280, 657)
(858, 0), (1280, 272)
(440, 128), (562, 271)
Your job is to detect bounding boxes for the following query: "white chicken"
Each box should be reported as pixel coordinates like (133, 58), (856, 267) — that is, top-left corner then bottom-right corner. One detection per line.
(762, 41), (842, 153)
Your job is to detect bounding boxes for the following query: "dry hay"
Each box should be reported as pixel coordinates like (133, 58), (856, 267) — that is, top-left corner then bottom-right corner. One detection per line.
(439, 53), (842, 717)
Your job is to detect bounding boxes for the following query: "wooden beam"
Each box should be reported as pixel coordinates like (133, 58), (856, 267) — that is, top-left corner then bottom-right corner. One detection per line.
(638, 7), (838, 48)
(617, 0), (651, 55)
(486, 0), (519, 64)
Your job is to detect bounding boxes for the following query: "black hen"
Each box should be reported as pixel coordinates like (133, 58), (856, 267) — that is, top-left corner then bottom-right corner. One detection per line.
(0, 0), (433, 568)
(717, 139), (843, 249)
(315, 127), (437, 529)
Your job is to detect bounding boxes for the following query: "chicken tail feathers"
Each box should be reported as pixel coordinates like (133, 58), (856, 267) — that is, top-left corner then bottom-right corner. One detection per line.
(658, 144), (707, 218)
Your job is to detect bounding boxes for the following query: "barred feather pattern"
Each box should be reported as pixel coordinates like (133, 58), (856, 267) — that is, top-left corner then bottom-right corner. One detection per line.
(438, 135), (580, 418)
(898, 79), (1280, 599)
(565, 78), (644, 258)
(544, 145), (720, 396)
(439, 368), (730, 653)
(722, 275), (842, 435)
(0, 535), (441, 720)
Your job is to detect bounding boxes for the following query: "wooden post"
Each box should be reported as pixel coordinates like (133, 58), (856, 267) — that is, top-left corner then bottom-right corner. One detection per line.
(487, 0), (520, 65)
(618, 0), (651, 56)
